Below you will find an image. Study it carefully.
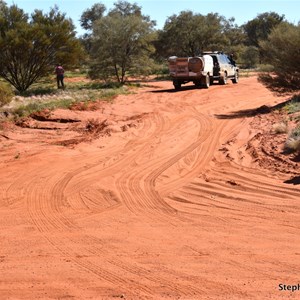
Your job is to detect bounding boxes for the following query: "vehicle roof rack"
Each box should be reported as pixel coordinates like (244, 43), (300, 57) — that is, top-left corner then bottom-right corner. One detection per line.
(202, 51), (224, 55)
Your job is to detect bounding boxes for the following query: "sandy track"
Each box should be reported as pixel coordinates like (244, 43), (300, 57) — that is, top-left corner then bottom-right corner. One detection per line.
(0, 77), (299, 299)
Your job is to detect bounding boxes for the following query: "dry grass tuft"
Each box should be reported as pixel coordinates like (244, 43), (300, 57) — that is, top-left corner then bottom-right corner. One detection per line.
(284, 125), (300, 153)
(272, 122), (288, 134)
(85, 119), (109, 135)
(285, 138), (300, 152)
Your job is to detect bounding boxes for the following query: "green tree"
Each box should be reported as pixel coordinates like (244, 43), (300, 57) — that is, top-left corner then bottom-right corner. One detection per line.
(110, 0), (144, 18)
(223, 18), (246, 46)
(240, 46), (260, 68)
(243, 12), (285, 48)
(80, 3), (106, 54)
(0, 0), (6, 10)
(258, 22), (300, 94)
(155, 11), (230, 58)
(80, 3), (106, 31)
(88, 1), (156, 83)
(243, 12), (285, 63)
(221, 17), (246, 61)
(0, 3), (83, 92)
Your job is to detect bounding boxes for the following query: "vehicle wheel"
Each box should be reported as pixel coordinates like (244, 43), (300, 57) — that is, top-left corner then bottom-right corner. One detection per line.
(173, 80), (181, 90)
(174, 82), (181, 90)
(232, 72), (239, 84)
(194, 80), (202, 88)
(219, 72), (228, 85)
(201, 74), (210, 88)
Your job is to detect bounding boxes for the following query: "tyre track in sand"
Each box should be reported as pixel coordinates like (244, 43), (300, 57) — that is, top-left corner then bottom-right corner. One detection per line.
(4, 112), (206, 297)
(163, 94), (300, 295)
(14, 85), (240, 296)
(1, 77), (300, 299)
(11, 159), (194, 297)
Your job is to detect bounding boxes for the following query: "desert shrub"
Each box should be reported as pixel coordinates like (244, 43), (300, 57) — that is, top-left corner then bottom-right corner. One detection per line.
(240, 46), (260, 68)
(284, 94), (300, 114)
(151, 64), (171, 80)
(257, 64), (274, 72)
(258, 22), (300, 94)
(284, 125), (300, 152)
(289, 125), (300, 139)
(272, 122), (288, 134)
(11, 84), (130, 118)
(285, 138), (300, 153)
(0, 82), (13, 107)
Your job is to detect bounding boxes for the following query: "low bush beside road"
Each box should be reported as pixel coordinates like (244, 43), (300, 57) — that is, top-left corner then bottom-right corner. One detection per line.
(281, 94), (300, 153)
(0, 77), (133, 119)
(0, 82), (13, 108)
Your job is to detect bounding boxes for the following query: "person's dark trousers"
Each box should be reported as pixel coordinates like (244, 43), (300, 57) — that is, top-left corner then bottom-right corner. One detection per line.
(57, 75), (64, 89)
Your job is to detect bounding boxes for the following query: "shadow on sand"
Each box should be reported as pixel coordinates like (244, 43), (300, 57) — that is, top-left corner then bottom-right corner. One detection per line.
(284, 176), (300, 185)
(150, 84), (209, 94)
(214, 97), (295, 119)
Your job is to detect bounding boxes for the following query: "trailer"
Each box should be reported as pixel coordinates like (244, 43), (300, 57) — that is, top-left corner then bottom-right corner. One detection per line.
(168, 55), (214, 90)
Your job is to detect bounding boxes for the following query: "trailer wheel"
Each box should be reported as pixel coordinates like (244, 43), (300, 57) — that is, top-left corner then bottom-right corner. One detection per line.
(174, 82), (181, 90)
(194, 80), (202, 88)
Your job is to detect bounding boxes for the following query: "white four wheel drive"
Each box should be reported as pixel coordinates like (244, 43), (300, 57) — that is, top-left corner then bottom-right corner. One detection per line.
(168, 52), (239, 90)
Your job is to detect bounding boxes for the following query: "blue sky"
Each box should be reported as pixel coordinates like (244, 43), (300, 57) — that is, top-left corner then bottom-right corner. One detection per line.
(5, 0), (300, 36)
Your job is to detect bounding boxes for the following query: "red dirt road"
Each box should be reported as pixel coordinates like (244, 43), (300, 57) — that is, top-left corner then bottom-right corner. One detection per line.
(0, 77), (299, 299)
